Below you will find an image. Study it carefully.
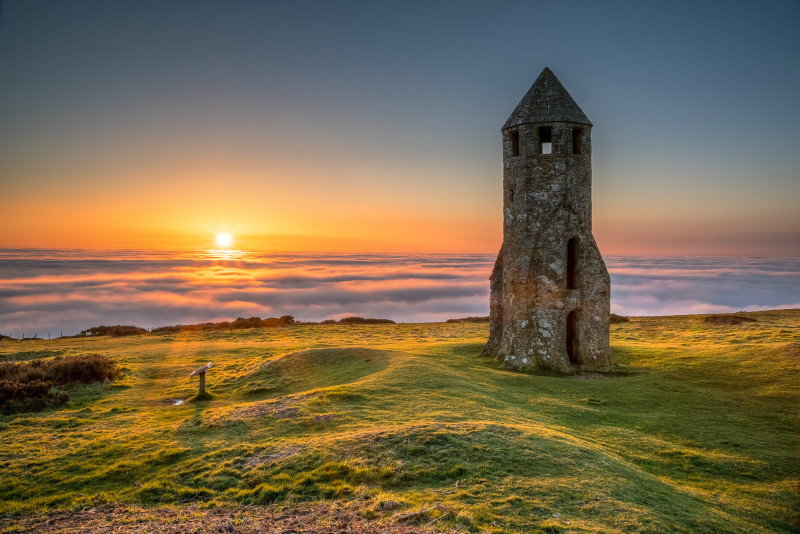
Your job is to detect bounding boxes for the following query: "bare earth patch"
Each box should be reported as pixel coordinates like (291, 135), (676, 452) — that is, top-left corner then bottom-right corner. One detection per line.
(570, 372), (607, 380)
(243, 446), (303, 469)
(784, 342), (800, 358)
(207, 394), (310, 425)
(1, 502), (466, 533)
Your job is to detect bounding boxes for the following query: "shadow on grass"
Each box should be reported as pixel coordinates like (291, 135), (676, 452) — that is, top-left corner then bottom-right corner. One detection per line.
(472, 349), (641, 379)
(189, 391), (214, 403)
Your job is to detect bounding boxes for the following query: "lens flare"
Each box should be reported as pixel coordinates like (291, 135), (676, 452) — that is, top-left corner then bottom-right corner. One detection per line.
(215, 232), (233, 248)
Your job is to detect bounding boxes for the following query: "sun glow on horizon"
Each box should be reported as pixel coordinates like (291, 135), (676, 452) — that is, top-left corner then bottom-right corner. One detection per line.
(215, 232), (233, 248)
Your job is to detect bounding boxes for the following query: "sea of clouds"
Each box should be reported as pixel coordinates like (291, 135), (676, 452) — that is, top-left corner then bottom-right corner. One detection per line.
(0, 249), (798, 337)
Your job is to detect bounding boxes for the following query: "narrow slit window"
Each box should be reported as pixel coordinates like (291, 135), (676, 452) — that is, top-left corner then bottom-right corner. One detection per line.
(539, 126), (552, 154)
(566, 310), (579, 366)
(572, 128), (582, 155)
(566, 237), (578, 289)
(510, 131), (520, 156)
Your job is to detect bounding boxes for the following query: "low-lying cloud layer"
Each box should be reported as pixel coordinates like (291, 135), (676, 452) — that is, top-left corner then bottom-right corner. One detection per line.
(0, 250), (493, 336)
(606, 256), (800, 316)
(1, 250), (797, 336)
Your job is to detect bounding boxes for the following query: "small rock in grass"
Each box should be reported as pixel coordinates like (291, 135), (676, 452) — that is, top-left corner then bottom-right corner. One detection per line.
(377, 500), (403, 511)
(272, 407), (299, 419)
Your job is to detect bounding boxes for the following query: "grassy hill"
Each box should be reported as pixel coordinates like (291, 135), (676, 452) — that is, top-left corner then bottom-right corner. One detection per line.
(1, 310), (798, 533)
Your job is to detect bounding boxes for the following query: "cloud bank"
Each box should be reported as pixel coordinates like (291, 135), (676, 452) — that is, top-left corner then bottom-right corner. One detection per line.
(0, 250), (493, 336)
(1, 250), (797, 336)
(606, 256), (800, 316)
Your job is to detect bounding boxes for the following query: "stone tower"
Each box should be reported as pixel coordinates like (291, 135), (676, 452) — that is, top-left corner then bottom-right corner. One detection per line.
(482, 67), (612, 373)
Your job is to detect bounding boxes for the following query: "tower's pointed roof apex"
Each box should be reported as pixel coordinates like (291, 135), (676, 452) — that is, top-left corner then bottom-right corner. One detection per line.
(503, 67), (592, 129)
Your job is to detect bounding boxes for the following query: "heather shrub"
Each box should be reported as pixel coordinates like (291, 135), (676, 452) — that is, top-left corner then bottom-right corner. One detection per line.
(0, 379), (68, 412)
(0, 354), (120, 413)
(41, 354), (121, 384)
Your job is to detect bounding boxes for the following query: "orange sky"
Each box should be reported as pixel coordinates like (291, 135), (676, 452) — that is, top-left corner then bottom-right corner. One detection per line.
(2, 149), (797, 255)
(1, 2), (798, 256)
(1, 153), (500, 253)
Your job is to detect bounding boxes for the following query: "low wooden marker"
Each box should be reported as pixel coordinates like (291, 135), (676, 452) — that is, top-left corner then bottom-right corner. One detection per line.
(190, 362), (213, 394)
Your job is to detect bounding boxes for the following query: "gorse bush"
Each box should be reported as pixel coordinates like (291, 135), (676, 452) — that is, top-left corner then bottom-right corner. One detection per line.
(150, 316), (296, 334)
(0, 354), (121, 413)
(704, 314), (757, 325)
(79, 325), (147, 337)
(446, 316), (490, 323)
(301, 317), (395, 325)
(335, 317), (395, 325)
(80, 315), (394, 336)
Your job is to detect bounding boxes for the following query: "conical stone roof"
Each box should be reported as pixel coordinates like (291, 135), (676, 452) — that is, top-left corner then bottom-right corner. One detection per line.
(503, 67), (592, 129)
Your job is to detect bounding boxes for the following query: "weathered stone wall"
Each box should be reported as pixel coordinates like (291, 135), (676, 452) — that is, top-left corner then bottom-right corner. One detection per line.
(483, 100), (612, 373)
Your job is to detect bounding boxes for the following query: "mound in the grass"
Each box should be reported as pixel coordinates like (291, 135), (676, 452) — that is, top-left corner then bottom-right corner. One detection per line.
(234, 348), (395, 398)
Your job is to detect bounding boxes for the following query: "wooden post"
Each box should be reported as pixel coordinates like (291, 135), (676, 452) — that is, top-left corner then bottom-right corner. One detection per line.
(190, 362), (213, 396)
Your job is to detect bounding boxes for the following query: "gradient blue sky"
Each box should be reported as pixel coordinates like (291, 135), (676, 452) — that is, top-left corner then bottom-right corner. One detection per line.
(1, 1), (798, 254)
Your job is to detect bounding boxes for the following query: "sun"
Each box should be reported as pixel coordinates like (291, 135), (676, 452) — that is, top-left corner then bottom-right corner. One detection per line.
(215, 232), (233, 248)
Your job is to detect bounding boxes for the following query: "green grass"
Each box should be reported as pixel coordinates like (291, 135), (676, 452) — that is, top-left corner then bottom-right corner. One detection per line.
(0, 311), (798, 532)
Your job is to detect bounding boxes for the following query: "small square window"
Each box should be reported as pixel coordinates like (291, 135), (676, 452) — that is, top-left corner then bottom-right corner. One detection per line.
(539, 126), (552, 154)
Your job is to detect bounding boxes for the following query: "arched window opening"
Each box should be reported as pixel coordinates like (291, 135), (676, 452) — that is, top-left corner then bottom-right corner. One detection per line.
(510, 131), (520, 156)
(567, 310), (579, 366)
(566, 237), (578, 289)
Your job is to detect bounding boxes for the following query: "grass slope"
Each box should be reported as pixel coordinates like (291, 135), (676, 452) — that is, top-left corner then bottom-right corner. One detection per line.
(0, 311), (798, 533)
